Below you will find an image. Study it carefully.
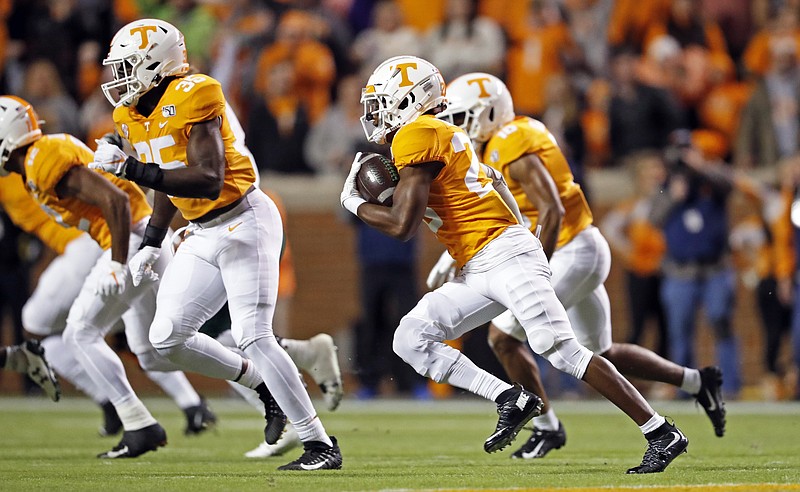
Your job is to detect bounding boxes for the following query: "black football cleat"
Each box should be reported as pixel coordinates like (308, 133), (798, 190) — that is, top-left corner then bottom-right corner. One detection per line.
(255, 383), (287, 444)
(99, 401), (123, 437)
(484, 384), (544, 453)
(626, 421), (688, 474)
(511, 422), (566, 459)
(97, 423), (167, 459)
(694, 366), (726, 437)
(278, 436), (342, 471)
(184, 397), (218, 435)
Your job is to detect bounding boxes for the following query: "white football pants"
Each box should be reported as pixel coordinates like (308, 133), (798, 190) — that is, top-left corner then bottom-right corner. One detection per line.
(493, 226), (613, 354)
(394, 225), (593, 395)
(149, 188), (327, 441)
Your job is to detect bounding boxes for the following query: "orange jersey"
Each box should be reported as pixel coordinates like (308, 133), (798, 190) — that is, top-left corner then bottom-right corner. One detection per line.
(391, 115), (517, 268)
(113, 74), (257, 221)
(483, 117), (593, 249)
(23, 134), (151, 250)
(0, 173), (82, 254)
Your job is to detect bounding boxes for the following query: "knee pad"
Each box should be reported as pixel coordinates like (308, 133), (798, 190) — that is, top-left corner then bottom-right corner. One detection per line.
(136, 348), (181, 372)
(540, 338), (593, 379)
(526, 328), (556, 354)
(393, 316), (448, 382)
(149, 317), (179, 349)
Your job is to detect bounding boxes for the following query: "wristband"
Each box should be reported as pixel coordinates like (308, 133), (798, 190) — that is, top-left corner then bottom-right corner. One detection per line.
(140, 223), (168, 249)
(342, 195), (366, 215)
(124, 156), (164, 188)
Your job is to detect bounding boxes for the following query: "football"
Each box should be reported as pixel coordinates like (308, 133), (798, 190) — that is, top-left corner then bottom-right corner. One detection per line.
(355, 152), (399, 206)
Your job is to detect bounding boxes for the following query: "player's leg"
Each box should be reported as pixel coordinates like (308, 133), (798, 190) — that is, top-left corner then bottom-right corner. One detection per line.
(63, 255), (166, 458)
(393, 278), (543, 453)
(484, 239), (686, 473)
(222, 190), (340, 470)
(122, 285), (216, 436)
(151, 219), (291, 448)
(279, 335), (343, 411)
(22, 234), (104, 405)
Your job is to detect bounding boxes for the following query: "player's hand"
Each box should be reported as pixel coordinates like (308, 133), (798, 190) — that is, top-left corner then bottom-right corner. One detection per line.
(89, 140), (128, 177)
(95, 260), (128, 296)
(426, 250), (456, 290)
(341, 152), (366, 215)
(128, 246), (161, 287)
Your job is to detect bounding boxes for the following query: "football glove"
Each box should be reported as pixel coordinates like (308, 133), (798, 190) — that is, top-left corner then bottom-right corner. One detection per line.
(95, 260), (128, 296)
(426, 250), (456, 290)
(128, 246), (161, 287)
(340, 152), (366, 215)
(89, 140), (129, 177)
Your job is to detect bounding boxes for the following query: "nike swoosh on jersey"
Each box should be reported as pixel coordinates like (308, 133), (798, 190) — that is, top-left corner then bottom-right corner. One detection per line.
(159, 121), (168, 128)
(228, 222), (243, 232)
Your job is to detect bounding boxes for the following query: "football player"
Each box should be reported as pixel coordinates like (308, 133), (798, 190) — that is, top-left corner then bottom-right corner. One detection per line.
(341, 55), (688, 474)
(0, 171), (217, 436)
(0, 95), (183, 458)
(433, 73), (726, 460)
(90, 19), (341, 470)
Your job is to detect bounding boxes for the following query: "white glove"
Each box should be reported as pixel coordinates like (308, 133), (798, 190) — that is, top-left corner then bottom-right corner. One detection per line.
(340, 152), (366, 215)
(128, 246), (161, 287)
(95, 260), (128, 296)
(426, 250), (456, 290)
(89, 140), (128, 177)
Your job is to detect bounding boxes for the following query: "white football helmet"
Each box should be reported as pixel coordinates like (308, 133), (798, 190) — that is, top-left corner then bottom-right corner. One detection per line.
(361, 56), (446, 144)
(102, 18), (189, 108)
(0, 96), (42, 175)
(438, 72), (515, 143)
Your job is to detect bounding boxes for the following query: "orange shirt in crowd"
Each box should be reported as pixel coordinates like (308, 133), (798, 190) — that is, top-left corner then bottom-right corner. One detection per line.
(607, 0), (671, 50)
(773, 189), (797, 282)
(506, 22), (575, 116)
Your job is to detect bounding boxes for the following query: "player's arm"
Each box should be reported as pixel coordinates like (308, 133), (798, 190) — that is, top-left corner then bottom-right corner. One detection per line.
(54, 166), (130, 263)
(356, 162), (442, 241)
(91, 118), (225, 200)
(507, 153), (564, 259)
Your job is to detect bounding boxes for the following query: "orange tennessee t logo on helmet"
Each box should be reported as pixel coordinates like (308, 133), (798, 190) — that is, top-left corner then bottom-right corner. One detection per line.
(393, 63), (418, 87)
(130, 25), (158, 49)
(467, 77), (492, 98)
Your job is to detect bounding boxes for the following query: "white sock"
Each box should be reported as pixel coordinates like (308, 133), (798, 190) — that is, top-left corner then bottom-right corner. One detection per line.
(145, 371), (201, 409)
(533, 408), (559, 431)
(291, 413), (332, 446)
(680, 368), (702, 395)
(236, 358), (264, 390)
(41, 336), (106, 403)
(639, 413), (666, 435)
(115, 396), (158, 431)
(447, 354), (511, 402)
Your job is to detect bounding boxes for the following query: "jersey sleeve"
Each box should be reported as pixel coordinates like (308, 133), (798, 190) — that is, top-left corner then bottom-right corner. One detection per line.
(31, 140), (85, 197)
(391, 125), (444, 171)
(181, 79), (225, 125)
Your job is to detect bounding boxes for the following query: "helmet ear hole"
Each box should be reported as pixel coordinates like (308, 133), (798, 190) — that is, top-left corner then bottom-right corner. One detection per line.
(398, 98), (408, 111)
(488, 107), (495, 122)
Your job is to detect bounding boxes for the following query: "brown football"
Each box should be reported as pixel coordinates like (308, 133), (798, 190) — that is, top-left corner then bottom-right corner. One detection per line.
(355, 152), (399, 206)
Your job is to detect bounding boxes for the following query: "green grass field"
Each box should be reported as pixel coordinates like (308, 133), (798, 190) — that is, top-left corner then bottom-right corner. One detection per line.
(1, 396), (799, 491)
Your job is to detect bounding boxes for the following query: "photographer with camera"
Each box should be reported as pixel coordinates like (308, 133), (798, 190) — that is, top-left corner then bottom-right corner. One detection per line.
(649, 130), (742, 398)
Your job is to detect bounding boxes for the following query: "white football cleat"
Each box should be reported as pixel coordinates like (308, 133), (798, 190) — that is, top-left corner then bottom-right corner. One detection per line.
(306, 334), (343, 411)
(22, 340), (61, 402)
(245, 425), (300, 458)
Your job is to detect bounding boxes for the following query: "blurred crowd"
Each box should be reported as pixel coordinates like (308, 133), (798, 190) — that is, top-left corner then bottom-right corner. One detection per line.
(2, 0), (800, 400)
